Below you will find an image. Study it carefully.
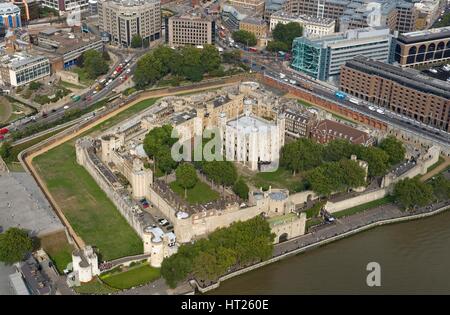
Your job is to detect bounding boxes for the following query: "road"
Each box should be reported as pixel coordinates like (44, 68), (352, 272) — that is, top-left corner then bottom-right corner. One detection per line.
(216, 37), (450, 148)
(6, 50), (138, 134)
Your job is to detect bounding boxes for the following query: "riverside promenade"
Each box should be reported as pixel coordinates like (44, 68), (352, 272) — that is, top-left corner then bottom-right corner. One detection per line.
(193, 199), (450, 293)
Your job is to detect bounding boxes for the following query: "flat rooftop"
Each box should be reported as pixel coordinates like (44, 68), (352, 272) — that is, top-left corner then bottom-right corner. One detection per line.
(345, 56), (450, 99)
(227, 114), (274, 134)
(397, 26), (450, 44)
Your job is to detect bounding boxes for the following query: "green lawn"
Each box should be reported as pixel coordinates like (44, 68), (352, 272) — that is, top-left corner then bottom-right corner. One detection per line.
(33, 143), (143, 261)
(75, 278), (118, 295)
(31, 97), (160, 260)
(100, 263), (160, 290)
(170, 181), (220, 204)
(60, 80), (86, 90)
(6, 127), (70, 171)
(47, 244), (73, 274)
(246, 166), (303, 192)
(306, 218), (323, 231)
(333, 195), (395, 219)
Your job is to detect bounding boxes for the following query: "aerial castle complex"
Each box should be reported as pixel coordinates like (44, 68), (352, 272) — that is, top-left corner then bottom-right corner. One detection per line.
(75, 82), (308, 267)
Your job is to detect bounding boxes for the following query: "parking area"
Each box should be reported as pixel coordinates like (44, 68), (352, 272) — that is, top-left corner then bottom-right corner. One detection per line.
(421, 64), (450, 82)
(0, 172), (64, 237)
(136, 198), (174, 233)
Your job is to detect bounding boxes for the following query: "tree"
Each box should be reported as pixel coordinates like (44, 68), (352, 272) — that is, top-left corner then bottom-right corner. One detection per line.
(232, 30), (257, 46)
(222, 50), (241, 64)
(429, 175), (450, 201)
(393, 178), (434, 210)
(0, 228), (33, 265)
(266, 40), (289, 52)
(82, 50), (108, 79)
(233, 178), (249, 200)
(176, 163), (198, 198)
(322, 139), (356, 162)
(143, 125), (175, 159)
(102, 50), (111, 61)
(272, 22), (303, 50)
(379, 136), (406, 165)
(156, 146), (177, 175)
(0, 141), (12, 161)
(280, 138), (323, 174)
(358, 146), (390, 177)
(201, 44), (221, 73)
(131, 34), (143, 48)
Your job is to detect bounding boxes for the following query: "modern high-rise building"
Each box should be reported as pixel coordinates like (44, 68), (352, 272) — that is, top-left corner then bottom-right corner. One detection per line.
(0, 3), (21, 29)
(165, 10), (215, 47)
(340, 56), (450, 132)
(12, 0), (40, 22)
(282, 0), (418, 33)
(291, 27), (392, 81)
(391, 26), (450, 68)
(41, 0), (90, 12)
(98, 0), (161, 47)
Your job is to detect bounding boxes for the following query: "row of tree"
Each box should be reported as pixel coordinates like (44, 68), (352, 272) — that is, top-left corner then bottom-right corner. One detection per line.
(305, 159), (367, 196)
(280, 137), (406, 179)
(161, 216), (275, 288)
(133, 45), (222, 88)
(393, 174), (450, 211)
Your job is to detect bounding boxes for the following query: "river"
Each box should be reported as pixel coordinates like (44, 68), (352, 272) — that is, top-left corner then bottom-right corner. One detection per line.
(211, 210), (450, 294)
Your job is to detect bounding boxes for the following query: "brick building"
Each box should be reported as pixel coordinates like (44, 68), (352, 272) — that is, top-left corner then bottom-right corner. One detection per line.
(340, 56), (450, 132)
(310, 119), (373, 145)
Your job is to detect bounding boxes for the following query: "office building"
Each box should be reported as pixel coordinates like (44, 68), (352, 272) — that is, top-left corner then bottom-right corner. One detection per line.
(33, 28), (103, 69)
(340, 56), (450, 132)
(165, 10), (215, 47)
(41, 0), (90, 12)
(98, 0), (161, 47)
(228, 0), (265, 16)
(269, 10), (335, 37)
(391, 26), (450, 68)
(291, 27), (391, 81)
(239, 17), (267, 44)
(12, 0), (40, 22)
(0, 2), (21, 28)
(0, 52), (50, 87)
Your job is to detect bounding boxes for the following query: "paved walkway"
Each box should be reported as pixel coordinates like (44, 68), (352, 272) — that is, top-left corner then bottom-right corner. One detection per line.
(421, 155), (450, 182)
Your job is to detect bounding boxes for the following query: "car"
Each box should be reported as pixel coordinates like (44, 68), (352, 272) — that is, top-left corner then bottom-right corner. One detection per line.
(159, 219), (169, 226)
(63, 105), (69, 110)
(376, 108), (385, 114)
(289, 79), (297, 85)
(126, 69), (131, 74)
(92, 90), (97, 95)
(368, 106), (376, 111)
(142, 203), (149, 208)
(429, 69), (438, 74)
(283, 78), (288, 82)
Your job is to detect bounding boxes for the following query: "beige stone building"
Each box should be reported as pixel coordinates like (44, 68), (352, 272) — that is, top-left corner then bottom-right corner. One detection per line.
(239, 17), (268, 46)
(98, 0), (161, 47)
(228, 0), (265, 16)
(165, 10), (215, 47)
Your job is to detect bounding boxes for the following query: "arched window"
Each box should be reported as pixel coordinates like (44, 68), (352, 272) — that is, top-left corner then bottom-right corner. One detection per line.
(426, 43), (435, 61)
(416, 45), (426, 62)
(435, 42), (445, 59)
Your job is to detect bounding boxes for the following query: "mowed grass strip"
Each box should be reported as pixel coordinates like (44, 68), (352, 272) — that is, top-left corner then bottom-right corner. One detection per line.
(169, 181), (220, 204)
(100, 263), (161, 290)
(33, 142), (142, 261)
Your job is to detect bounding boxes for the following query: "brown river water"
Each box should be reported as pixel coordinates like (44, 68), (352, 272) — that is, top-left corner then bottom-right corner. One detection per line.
(211, 210), (450, 294)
